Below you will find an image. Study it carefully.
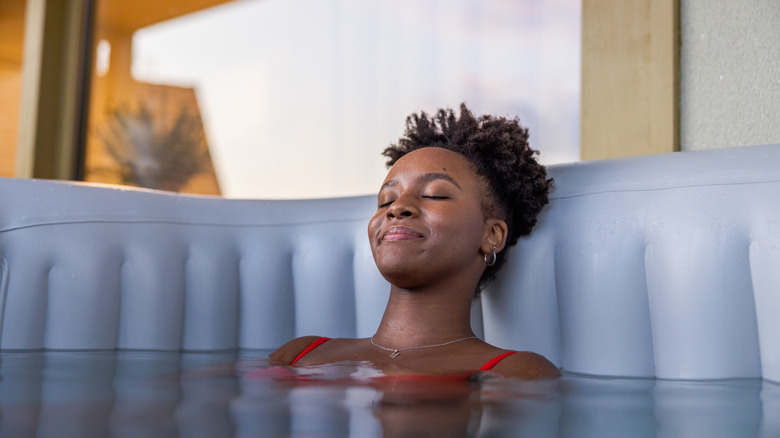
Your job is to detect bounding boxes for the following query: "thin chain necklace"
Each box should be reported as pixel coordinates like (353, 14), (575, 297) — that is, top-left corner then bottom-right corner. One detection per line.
(370, 335), (478, 358)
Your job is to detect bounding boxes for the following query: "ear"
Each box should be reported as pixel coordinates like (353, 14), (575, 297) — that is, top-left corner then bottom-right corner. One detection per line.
(481, 219), (508, 255)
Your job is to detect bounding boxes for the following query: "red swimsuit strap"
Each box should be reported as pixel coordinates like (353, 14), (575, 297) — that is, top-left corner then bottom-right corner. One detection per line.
(290, 338), (516, 372)
(480, 351), (518, 371)
(290, 337), (332, 365)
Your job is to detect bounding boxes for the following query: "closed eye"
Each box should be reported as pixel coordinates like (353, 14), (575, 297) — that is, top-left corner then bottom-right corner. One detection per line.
(378, 200), (394, 209)
(422, 196), (448, 200)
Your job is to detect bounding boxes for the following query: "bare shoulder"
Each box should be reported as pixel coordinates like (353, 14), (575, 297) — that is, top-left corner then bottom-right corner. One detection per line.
(490, 351), (561, 380)
(268, 336), (322, 365)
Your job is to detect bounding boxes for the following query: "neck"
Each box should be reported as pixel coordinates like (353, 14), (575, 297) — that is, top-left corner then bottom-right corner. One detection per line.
(373, 284), (476, 348)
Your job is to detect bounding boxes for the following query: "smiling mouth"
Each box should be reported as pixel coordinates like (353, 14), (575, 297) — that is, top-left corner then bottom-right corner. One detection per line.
(382, 226), (424, 241)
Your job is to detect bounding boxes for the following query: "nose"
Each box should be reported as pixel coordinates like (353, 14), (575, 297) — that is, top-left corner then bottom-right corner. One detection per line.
(385, 194), (418, 219)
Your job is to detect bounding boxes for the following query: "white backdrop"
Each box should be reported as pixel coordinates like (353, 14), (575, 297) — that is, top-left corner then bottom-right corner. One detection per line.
(131, 0), (581, 199)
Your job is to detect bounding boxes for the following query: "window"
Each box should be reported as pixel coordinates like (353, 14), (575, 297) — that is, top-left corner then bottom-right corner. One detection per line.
(85, 0), (580, 198)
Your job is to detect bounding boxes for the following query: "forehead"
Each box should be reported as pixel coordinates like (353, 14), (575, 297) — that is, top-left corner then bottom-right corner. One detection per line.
(386, 147), (475, 179)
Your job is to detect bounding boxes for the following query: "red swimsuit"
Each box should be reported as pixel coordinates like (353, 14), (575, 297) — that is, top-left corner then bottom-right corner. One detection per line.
(290, 336), (518, 371)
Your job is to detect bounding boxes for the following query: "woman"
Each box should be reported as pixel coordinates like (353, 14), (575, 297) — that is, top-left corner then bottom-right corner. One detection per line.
(270, 104), (560, 379)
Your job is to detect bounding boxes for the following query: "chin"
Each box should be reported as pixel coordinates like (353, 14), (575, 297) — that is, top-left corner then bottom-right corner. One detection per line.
(375, 263), (425, 288)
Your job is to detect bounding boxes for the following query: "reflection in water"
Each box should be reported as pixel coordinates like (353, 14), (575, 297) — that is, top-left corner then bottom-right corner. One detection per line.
(372, 377), (482, 437)
(0, 351), (778, 437)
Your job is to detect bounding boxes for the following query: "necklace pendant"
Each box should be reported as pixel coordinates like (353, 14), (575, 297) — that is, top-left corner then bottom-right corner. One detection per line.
(390, 350), (400, 358)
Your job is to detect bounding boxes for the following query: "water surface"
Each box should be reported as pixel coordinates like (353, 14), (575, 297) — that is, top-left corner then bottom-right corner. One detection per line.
(0, 351), (777, 437)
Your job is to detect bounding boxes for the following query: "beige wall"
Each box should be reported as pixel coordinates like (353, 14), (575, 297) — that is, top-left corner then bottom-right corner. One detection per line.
(580, 0), (680, 161)
(582, 0), (780, 159)
(0, 65), (21, 177)
(679, 0), (780, 151)
(0, 0), (26, 177)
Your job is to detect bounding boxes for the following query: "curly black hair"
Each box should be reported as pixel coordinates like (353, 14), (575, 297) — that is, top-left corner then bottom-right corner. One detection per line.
(382, 103), (551, 295)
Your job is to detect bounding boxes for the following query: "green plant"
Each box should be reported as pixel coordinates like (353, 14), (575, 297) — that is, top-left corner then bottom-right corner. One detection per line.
(98, 103), (210, 191)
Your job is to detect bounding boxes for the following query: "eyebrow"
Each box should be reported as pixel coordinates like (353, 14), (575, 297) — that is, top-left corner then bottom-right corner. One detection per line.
(380, 172), (462, 191)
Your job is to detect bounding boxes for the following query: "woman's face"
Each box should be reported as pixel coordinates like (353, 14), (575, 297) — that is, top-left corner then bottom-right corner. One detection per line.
(368, 147), (501, 289)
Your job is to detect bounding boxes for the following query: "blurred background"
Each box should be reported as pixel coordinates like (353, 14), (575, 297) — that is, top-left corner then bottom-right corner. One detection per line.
(3, 0), (580, 199)
(2, 0), (778, 198)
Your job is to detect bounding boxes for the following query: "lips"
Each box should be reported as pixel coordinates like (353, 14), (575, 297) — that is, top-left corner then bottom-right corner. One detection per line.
(381, 226), (424, 241)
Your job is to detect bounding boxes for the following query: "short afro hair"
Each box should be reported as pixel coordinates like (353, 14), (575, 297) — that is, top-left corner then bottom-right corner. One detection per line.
(382, 103), (551, 295)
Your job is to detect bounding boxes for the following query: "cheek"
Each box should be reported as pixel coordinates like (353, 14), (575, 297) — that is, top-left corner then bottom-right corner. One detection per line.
(367, 213), (383, 247)
(432, 209), (485, 242)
